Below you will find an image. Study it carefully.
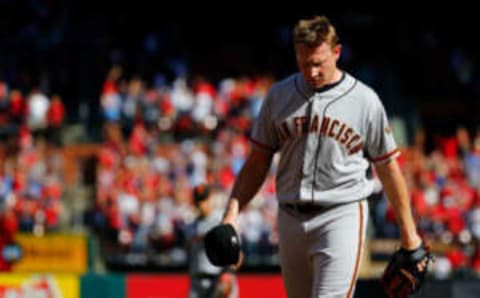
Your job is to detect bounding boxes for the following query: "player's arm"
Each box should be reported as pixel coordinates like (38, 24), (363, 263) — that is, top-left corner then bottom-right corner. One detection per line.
(222, 147), (274, 228)
(374, 158), (422, 250)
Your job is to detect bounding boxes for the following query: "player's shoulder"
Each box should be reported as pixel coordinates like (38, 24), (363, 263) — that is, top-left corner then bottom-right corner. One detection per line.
(262, 73), (301, 107)
(347, 73), (382, 104)
(267, 73), (298, 95)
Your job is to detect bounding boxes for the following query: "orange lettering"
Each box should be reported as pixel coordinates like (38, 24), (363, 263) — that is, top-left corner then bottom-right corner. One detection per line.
(310, 115), (319, 133)
(346, 134), (360, 150)
(294, 117), (303, 134)
(349, 142), (364, 155)
(340, 127), (353, 144)
(301, 117), (309, 134)
(276, 124), (286, 141)
(320, 116), (331, 136)
(335, 123), (346, 141)
(328, 120), (339, 138)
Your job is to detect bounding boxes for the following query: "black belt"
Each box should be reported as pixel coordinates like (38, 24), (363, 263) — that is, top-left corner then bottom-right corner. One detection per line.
(192, 273), (218, 279)
(281, 203), (328, 214)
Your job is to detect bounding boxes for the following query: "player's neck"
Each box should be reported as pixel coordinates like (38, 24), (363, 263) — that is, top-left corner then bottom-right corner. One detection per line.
(327, 69), (343, 85)
(314, 70), (344, 93)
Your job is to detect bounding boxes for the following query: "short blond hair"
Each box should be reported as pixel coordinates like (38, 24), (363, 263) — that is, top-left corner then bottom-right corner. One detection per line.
(294, 15), (339, 47)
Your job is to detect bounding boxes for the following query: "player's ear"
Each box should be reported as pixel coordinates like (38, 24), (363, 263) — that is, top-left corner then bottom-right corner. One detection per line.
(332, 44), (342, 60)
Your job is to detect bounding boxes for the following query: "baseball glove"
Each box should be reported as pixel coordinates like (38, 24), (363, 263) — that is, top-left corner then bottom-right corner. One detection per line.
(381, 243), (433, 298)
(204, 223), (241, 267)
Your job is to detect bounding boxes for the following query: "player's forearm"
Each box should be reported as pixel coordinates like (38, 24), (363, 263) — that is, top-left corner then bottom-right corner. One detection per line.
(375, 160), (422, 249)
(222, 150), (273, 225)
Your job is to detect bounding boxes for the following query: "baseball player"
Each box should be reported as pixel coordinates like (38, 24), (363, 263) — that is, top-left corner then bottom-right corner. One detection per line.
(221, 16), (425, 297)
(184, 184), (239, 298)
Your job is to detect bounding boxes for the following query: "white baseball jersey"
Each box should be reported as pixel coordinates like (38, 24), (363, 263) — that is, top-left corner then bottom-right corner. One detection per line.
(250, 71), (399, 206)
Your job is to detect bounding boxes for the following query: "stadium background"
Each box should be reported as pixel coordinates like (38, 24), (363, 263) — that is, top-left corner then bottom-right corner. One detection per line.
(0, 2), (479, 297)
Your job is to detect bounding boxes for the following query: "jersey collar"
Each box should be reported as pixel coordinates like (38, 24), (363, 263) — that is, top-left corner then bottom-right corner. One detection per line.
(314, 71), (345, 93)
(296, 71), (354, 99)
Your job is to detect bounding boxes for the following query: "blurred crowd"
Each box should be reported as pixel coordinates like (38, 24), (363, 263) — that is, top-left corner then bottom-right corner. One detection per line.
(0, 82), (66, 270)
(379, 127), (480, 279)
(0, 80), (65, 144)
(88, 67), (277, 266)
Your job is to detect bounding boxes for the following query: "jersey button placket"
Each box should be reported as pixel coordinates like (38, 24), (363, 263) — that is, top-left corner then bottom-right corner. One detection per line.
(311, 94), (327, 199)
(308, 95), (322, 201)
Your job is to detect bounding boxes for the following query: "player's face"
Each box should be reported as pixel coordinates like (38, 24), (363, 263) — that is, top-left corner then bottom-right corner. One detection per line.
(296, 42), (341, 89)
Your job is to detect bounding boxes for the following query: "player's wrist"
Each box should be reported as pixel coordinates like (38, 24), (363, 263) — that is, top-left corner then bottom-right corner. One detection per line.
(222, 198), (240, 226)
(400, 232), (422, 250)
(221, 219), (239, 233)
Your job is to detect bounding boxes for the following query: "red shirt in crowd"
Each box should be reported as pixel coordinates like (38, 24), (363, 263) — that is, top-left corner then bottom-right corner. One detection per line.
(47, 96), (65, 127)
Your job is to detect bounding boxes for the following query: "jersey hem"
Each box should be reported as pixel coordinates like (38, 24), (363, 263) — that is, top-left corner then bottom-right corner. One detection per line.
(277, 180), (374, 206)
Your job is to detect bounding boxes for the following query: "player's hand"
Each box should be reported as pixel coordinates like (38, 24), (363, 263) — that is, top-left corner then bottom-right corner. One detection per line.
(222, 217), (239, 233)
(220, 219), (243, 270)
(381, 243), (433, 298)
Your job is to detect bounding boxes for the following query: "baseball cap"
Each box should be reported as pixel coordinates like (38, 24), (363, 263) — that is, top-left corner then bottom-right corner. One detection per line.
(193, 184), (210, 205)
(204, 223), (240, 266)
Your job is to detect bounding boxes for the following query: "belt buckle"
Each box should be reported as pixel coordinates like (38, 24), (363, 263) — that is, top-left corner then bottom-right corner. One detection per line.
(285, 203), (306, 213)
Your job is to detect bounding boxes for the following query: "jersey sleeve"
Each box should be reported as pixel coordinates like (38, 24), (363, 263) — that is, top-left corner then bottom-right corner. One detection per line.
(365, 95), (400, 164)
(249, 90), (279, 152)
